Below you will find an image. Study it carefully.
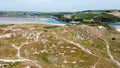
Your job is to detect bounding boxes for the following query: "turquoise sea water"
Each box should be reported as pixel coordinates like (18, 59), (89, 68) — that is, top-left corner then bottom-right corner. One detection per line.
(43, 18), (70, 25)
(109, 23), (120, 26)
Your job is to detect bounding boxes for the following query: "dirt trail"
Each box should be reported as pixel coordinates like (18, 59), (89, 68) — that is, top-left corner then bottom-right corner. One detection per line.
(52, 32), (99, 57)
(0, 32), (42, 68)
(102, 38), (120, 67)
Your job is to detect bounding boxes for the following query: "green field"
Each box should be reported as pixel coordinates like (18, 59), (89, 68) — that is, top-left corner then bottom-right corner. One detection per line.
(75, 13), (120, 21)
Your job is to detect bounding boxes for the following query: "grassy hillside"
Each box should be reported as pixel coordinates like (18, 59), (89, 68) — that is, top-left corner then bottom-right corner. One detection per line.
(0, 24), (120, 68)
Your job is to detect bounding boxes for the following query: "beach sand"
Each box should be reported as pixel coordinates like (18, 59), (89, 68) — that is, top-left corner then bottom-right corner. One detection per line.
(115, 26), (120, 32)
(0, 20), (65, 26)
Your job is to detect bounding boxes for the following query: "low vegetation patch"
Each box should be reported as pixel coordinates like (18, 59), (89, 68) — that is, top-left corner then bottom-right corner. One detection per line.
(0, 24), (14, 28)
(44, 26), (60, 29)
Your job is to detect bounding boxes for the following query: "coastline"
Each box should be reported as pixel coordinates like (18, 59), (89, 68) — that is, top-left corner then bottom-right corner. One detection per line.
(0, 17), (120, 30)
